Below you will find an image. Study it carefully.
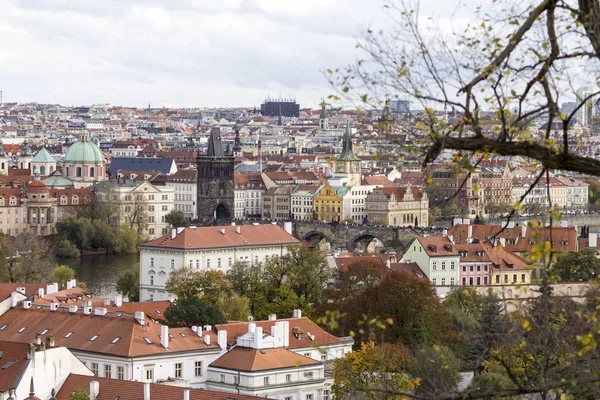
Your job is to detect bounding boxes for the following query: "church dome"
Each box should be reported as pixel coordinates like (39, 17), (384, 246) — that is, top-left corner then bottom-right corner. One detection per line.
(28, 179), (49, 193)
(64, 140), (104, 163)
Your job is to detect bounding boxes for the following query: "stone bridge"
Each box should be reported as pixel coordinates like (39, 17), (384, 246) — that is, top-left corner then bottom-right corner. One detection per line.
(293, 221), (443, 252)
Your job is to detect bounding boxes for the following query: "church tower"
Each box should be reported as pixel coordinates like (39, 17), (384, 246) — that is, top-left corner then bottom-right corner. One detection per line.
(197, 126), (234, 225)
(335, 122), (361, 186)
(319, 100), (328, 130)
(233, 128), (243, 158)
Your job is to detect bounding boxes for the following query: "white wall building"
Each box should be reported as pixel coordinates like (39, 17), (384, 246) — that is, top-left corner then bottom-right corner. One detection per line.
(234, 173), (265, 220)
(291, 186), (319, 221)
(341, 185), (379, 223)
(165, 170), (198, 221)
(138, 224), (300, 302)
(92, 180), (175, 239)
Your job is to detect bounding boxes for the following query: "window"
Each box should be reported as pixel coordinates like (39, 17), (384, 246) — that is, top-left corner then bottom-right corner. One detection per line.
(432, 278), (437, 285)
(196, 259), (200, 268)
(104, 364), (112, 378)
(324, 390), (330, 400)
(441, 278), (446, 285)
(521, 273), (526, 283)
(306, 395), (313, 400)
(149, 228), (154, 235)
(91, 363), (98, 376)
(484, 277), (488, 285)
(117, 366), (124, 380)
(218, 258), (222, 267)
(469, 277), (473, 285)
(162, 194), (168, 200)
(195, 361), (203, 376)
(207, 259), (211, 268)
(64, 332), (73, 338)
(162, 205), (168, 212)
(286, 373), (291, 382)
(321, 352), (327, 361)
(175, 363), (182, 378)
(484, 265), (488, 271)
(149, 195), (155, 201)
(220, 374), (226, 383)
(477, 265), (481, 272)
(264, 376), (270, 385)
(476, 277), (481, 285)
(469, 265), (474, 272)
(441, 261), (446, 270)
(504, 275), (509, 283)
(450, 261), (455, 270)
(150, 275), (154, 285)
(513, 274), (517, 283)
(149, 206), (155, 212)
(171, 259), (175, 268)
(234, 375), (239, 384)
(432, 262), (437, 271)
(450, 277), (455, 285)
(462, 277), (466, 285)
(150, 258), (154, 267)
(496, 275), (500, 284)
(189, 259), (193, 268)
(145, 367), (154, 382)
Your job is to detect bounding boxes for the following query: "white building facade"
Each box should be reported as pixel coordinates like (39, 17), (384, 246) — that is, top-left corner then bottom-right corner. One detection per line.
(138, 224), (299, 302)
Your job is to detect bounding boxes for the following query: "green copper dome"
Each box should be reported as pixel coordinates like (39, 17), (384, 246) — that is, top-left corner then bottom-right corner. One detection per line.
(43, 170), (74, 188)
(64, 140), (104, 163)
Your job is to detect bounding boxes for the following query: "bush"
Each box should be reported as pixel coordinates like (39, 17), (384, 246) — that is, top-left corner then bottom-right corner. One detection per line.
(54, 239), (81, 258)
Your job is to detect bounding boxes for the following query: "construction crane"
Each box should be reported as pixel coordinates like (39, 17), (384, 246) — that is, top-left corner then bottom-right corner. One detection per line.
(162, 115), (167, 150)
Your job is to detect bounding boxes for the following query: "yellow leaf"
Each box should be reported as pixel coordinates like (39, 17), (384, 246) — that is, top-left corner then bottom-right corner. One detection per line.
(415, 122), (425, 129)
(522, 320), (530, 329)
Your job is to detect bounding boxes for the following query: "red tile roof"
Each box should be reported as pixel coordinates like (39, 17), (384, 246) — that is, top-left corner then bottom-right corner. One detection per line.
(56, 374), (259, 400)
(417, 236), (460, 256)
(140, 224), (299, 250)
(0, 341), (29, 392)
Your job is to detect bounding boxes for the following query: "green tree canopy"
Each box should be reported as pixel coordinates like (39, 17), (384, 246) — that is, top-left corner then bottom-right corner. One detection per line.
(549, 248), (600, 282)
(116, 263), (140, 302)
(164, 210), (190, 228)
(52, 265), (76, 286)
(162, 293), (226, 328)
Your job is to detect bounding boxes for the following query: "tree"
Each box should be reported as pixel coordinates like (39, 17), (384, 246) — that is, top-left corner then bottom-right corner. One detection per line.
(216, 295), (250, 322)
(124, 191), (149, 235)
(411, 345), (462, 399)
(166, 267), (233, 302)
(0, 233), (56, 283)
(333, 341), (419, 399)
(69, 389), (91, 400)
(52, 265), (75, 286)
(54, 239), (81, 258)
(549, 248), (600, 282)
(165, 210), (189, 228)
(428, 206), (441, 226)
(330, 0), (600, 178)
(162, 294), (226, 328)
(116, 263), (140, 302)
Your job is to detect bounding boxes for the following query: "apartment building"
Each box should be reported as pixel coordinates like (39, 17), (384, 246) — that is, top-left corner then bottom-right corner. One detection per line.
(234, 172), (264, 220)
(165, 169), (198, 221)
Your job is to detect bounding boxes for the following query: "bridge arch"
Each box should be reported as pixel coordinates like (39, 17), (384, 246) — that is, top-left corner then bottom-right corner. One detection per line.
(347, 233), (385, 252)
(303, 231), (332, 251)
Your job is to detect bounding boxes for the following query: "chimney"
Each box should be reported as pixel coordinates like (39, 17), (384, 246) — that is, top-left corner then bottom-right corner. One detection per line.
(231, 222), (236, 226)
(177, 226), (185, 234)
(203, 334), (211, 346)
(254, 326), (263, 348)
(499, 238), (506, 247)
(292, 309), (302, 318)
(46, 283), (58, 294)
(69, 305), (78, 313)
(217, 329), (227, 349)
(390, 252), (397, 263)
(183, 389), (190, 400)
(442, 229), (448, 236)
(204, 325), (212, 332)
(590, 232), (598, 248)
(282, 321), (289, 347)
(103, 298), (111, 306)
(83, 305), (92, 315)
(144, 382), (151, 400)
(386, 259), (391, 268)
(135, 311), (145, 326)
(16, 287), (25, 295)
(115, 294), (123, 308)
(27, 343), (35, 360)
(220, 228), (225, 235)
(50, 302), (59, 312)
(248, 323), (256, 333)
(447, 235), (454, 244)
(268, 314), (277, 321)
(38, 288), (45, 299)
(94, 307), (107, 316)
(23, 300), (32, 310)
(464, 218), (470, 225)
(196, 326), (203, 337)
(66, 279), (74, 290)
(467, 225), (473, 240)
(284, 221), (293, 235)
(507, 221), (515, 229)
(35, 334), (42, 345)
(521, 224), (527, 238)
(236, 226), (241, 234)
(90, 381), (100, 400)
(161, 325), (169, 350)
(10, 292), (18, 308)
(171, 229), (176, 240)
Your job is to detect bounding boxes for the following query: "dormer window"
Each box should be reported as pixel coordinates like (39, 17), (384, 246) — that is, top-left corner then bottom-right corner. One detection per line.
(562, 240), (568, 246)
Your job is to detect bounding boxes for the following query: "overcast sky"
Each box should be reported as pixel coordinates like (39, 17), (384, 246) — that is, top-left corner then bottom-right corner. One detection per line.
(0, 0), (478, 108)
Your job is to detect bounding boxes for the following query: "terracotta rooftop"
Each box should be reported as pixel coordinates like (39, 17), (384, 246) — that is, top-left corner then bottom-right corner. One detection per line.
(56, 374), (259, 400)
(417, 236), (460, 256)
(210, 346), (320, 372)
(216, 317), (350, 349)
(0, 306), (220, 358)
(140, 224), (299, 250)
(0, 341), (29, 392)
(390, 262), (427, 279)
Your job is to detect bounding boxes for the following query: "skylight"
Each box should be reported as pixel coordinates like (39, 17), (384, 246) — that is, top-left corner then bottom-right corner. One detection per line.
(18, 326), (26, 333)
(169, 334), (174, 339)
(117, 313), (123, 318)
(90, 335), (99, 341)
(180, 333), (186, 338)
(111, 337), (121, 344)
(0, 324), (7, 331)
(40, 329), (49, 335)
(64, 332), (73, 338)
(155, 309), (161, 315)
(144, 337), (152, 344)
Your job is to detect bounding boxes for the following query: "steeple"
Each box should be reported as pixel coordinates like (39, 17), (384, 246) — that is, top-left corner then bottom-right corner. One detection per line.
(319, 99), (327, 119)
(29, 376), (35, 398)
(206, 126), (226, 157)
(21, 136), (31, 157)
(337, 122), (360, 161)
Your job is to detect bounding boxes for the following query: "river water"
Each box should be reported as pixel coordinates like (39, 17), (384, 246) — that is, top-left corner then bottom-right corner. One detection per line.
(59, 253), (139, 299)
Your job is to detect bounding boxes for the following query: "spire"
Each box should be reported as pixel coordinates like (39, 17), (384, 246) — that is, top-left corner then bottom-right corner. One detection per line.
(206, 126), (225, 157)
(319, 99), (327, 119)
(338, 121), (360, 161)
(21, 136), (31, 157)
(233, 128), (242, 153)
(29, 376), (35, 397)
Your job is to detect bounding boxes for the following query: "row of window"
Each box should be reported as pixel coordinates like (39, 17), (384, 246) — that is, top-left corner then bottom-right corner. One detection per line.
(432, 261), (456, 271)
(219, 371), (316, 385)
